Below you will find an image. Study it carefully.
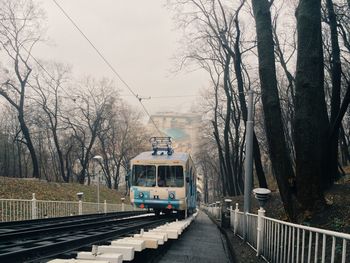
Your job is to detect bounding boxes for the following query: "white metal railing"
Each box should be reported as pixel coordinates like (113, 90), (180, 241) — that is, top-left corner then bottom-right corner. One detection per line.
(0, 193), (134, 222)
(204, 203), (350, 263)
(261, 216), (350, 263)
(205, 202), (222, 221)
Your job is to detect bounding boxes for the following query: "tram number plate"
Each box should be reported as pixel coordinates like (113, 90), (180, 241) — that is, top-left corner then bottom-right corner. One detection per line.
(153, 195), (159, 199)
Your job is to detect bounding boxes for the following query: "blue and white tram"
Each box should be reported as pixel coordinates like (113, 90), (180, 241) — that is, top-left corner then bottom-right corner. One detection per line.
(129, 137), (196, 218)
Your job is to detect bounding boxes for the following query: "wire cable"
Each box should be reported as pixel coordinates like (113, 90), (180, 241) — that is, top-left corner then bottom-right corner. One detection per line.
(120, 94), (199, 99)
(151, 95), (199, 98)
(51, 0), (164, 136)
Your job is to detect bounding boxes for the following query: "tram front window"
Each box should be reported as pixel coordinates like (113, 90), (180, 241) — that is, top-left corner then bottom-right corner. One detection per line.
(157, 166), (184, 187)
(133, 165), (156, 187)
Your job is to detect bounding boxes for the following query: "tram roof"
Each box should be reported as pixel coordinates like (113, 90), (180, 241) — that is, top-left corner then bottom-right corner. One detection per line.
(131, 151), (190, 163)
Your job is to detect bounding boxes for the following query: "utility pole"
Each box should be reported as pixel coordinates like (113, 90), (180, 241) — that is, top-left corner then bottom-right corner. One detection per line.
(243, 89), (254, 240)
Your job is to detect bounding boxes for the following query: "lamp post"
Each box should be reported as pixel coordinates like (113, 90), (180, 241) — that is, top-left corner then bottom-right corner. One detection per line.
(243, 89), (254, 241)
(93, 155), (103, 213)
(253, 188), (271, 256)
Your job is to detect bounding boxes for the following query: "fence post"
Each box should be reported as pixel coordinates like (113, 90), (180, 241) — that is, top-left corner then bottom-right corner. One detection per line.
(234, 203), (239, 235)
(104, 200), (107, 214)
(78, 200), (83, 215)
(31, 193), (37, 219)
(256, 207), (265, 257)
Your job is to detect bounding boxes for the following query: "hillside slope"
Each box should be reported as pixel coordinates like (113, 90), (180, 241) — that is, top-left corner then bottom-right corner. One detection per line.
(0, 177), (129, 204)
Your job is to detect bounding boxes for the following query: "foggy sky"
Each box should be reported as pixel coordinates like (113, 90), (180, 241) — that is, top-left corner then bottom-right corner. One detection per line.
(33, 0), (208, 115)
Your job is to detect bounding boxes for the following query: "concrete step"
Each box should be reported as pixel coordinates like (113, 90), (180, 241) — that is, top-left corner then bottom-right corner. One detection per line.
(97, 245), (134, 261)
(48, 259), (109, 263)
(111, 238), (145, 252)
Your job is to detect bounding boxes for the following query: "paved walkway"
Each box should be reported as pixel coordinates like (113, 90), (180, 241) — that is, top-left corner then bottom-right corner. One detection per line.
(157, 210), (231, 263)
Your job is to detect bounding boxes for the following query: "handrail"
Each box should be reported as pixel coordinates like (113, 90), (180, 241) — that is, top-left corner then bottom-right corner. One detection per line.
(204, 203), (349, 262)
(264, 215), (350, 240)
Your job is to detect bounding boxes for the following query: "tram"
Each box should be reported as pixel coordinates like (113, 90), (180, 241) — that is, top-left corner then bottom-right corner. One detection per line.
(129, 137), (196, 218)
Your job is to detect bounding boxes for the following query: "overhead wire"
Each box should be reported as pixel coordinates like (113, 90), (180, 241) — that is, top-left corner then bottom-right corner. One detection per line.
(119, 94), (199, 98)
(151, 95), (199, 99)
(51, 0), (164, 136)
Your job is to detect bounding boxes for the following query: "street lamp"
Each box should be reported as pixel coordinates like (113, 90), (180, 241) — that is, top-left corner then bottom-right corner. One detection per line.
(93, 155), (103, 213)
(243, 89), (254, 241)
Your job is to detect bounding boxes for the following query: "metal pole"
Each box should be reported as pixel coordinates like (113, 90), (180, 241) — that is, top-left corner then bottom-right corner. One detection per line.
(92, 155), (103, 214)
(243, 89), (254, 240)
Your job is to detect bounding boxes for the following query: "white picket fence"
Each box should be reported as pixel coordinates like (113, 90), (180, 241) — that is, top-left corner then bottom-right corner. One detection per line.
(204, 203), (350, 263)
(0, 193), (134, 222)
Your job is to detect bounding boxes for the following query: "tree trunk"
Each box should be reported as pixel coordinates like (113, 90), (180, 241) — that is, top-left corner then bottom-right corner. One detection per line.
(325, 0), (342, 189)
(233, 16), (267, 189)
(223, 53), (237, 196)
(114, 160), (122, 190)
(16, 141), (23, 178)
(212, 80), (227, 196)
(52, 129), (67, 182)
(223, 15), (268, 189)
(65, 153), (71, 182)
(294, 0), (328, 212)
(212, 126), (227, 196)
(251, 0), (297, 220)
(18, 114), (39, 178)
(252, 134), (267, 188)
(340, 125), (350, 165)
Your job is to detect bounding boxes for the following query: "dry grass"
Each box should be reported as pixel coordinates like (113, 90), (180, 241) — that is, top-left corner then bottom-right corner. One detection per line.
(0, 177), (129, 204)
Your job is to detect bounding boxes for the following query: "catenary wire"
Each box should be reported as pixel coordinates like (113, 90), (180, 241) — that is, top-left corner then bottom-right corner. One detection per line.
(51, 0), (164, 136)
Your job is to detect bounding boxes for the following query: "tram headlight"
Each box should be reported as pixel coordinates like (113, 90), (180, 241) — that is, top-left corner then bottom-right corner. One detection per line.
(139, 192), (144, 198)
(169, 193), (175, 199)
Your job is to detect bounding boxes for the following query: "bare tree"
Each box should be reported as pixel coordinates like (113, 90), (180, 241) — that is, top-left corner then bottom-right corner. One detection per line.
(170, 0), (267, 196)
(320, 0), (341, 189)
(31, 62), (72, 182)
(64, 78), (116, 184)
(294, 0), (330, 214)
(0, 0), (45, 178)
(251, 0), (297, 220)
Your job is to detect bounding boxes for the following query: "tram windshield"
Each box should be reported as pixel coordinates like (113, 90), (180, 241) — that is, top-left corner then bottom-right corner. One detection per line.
(157, 166), (184, 187)
(132, 165), (156, 187)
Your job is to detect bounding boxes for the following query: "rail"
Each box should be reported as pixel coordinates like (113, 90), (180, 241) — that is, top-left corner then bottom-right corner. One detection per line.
(0, 213), (173, 262)
(204, 203), (350, 262)
(0, 193), (134, 222)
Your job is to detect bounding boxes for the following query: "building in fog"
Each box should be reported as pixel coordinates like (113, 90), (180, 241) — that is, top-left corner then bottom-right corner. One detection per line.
(147, 112), (201, 153)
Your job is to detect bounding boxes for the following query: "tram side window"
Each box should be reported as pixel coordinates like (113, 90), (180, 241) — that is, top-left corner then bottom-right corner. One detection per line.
(157, 166), (184, 187)
(132, 165), (156, 187)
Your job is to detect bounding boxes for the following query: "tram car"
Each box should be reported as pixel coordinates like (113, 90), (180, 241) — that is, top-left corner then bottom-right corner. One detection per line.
(129, 137), (196, 218)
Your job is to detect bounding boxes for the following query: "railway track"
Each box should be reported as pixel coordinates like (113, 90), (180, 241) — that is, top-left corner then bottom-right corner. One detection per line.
(0, 211), (176, 262)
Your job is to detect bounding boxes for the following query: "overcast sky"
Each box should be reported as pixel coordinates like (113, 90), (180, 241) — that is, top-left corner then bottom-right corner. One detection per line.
(33, 0), (208, 115)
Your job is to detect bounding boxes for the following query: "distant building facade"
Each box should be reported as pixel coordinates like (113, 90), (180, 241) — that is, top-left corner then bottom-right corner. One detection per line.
(147, 112), (201, 153)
